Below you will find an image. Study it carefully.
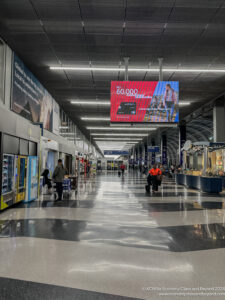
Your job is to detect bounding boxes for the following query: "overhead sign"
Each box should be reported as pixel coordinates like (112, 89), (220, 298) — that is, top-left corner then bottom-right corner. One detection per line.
(148, 146), (160, 153)
(11, 53), (55, 132)
(104, 150), (129, 155)
(110, 81), (179, 123)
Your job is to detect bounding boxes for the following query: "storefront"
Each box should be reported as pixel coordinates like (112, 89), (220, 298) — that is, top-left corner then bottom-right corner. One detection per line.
(41, 137), (59, 179)
(177, 142), (225, 193)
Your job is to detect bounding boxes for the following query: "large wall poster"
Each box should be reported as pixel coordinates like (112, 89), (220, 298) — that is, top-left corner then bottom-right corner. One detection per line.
(53, 101), (60, 135)
(111, 81), (179, 123)
(11, 53), (53, 131)
(40, 90), (53, 131)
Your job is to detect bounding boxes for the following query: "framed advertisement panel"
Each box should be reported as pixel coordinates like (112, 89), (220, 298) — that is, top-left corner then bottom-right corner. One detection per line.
(11, 53), (53, 131)
(111, 81), (179, 123)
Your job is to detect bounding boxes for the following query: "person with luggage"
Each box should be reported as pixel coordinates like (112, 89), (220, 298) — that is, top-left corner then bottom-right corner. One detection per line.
(149, 164), (162, 193)
(53, 159), (66, 202)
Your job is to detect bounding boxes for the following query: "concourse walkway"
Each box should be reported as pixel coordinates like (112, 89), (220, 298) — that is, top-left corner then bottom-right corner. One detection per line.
(0, 172), (225, 299)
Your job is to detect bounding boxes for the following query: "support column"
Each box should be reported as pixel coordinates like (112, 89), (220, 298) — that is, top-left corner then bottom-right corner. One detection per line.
(151, 138), (156, 165)
(158, 58), (163, 81)
(179, 120), (186, 166)
(213, 100), (225, 142)
(135, 148), (138, 167)
(144, 143), (148, 166)
(161, 135), (167, 165)
(124, 57), (129, 81)
(139, 146), (143, 166)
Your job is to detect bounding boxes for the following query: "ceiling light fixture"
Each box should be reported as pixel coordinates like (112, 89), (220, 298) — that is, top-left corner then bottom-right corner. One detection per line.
(71, 100), (110, 105)
(179, 102), (191, 106)
(81, 117), (110, 121)
(50, 66), (225, 73)
(91, 133), (148, 136)
(60, 133), (76, 135)
(93, 138), (142, 141)
(59, 126), (69, 129)
(87, 127), (156, 131)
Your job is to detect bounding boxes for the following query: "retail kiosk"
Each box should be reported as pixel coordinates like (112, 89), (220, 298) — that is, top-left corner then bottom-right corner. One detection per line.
(176, 141), (225, 193)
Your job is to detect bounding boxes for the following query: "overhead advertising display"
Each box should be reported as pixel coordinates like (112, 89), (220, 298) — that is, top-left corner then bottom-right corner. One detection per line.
(11, 53), (53, 131)
(111, 81), (179, 123)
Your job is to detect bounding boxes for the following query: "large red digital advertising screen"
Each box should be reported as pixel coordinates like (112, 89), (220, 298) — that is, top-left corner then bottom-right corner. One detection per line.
(110, 81), (179, 123)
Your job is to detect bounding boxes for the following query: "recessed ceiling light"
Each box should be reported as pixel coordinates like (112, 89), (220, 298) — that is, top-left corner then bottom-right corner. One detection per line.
(81, 117), (110, 121)
(50, 66), (225, 73)
(71, 100), (110, 105)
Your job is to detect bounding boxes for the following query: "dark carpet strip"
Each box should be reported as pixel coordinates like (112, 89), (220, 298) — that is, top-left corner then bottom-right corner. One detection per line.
(0, 277), (142, 300)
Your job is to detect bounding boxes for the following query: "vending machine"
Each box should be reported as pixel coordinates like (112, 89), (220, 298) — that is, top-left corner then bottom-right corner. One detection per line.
(24, 156), (38, 203)
(15, 155), (28, 203)
(1, 154), (16, 210)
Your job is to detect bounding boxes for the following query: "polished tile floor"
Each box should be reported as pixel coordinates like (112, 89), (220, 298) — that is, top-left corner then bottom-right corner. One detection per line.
(1, 171), (225, 299)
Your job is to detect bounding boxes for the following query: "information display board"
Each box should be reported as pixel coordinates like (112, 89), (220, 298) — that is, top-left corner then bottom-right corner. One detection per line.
(111, 81), (179, 123)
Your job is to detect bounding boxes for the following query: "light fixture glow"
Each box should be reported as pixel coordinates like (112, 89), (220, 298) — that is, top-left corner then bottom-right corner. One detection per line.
(50, 66), (225, 73)
(91, 133), (148, 136)
(87, 127), (156, 131)
(81, 117), (110, 121)
(59, 126), (69, 129)
(179, 102), (191, 106)
(71, 100), (110, 105)
(60, 133), (76, 135)
(93, 138), (142, 141)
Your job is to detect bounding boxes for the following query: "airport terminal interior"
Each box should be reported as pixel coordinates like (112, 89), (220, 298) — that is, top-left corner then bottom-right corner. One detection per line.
(1, 1), (225, 299)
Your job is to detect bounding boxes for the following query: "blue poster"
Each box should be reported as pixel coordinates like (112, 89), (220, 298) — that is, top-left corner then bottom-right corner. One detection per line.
(148, 146), (160, 153)
(104, 150), (129, 155)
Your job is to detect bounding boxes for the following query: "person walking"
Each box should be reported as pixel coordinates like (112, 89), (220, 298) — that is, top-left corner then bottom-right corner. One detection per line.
(120, 163), (126, 176)
(53, 159), (66, 201)
(149, 164), (162, 193)
(42, 169), (52, 194)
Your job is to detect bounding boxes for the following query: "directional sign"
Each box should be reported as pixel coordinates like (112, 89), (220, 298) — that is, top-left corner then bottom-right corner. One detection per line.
(148, 146), (160, 153)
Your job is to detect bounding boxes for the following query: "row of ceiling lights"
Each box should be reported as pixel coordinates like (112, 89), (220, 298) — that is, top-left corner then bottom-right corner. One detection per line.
(50, 66), (225, 73)
(70, 100), (190, 106)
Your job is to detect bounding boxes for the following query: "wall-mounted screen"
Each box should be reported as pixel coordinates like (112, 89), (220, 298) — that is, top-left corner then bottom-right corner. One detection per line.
(111, 81), (179, 123)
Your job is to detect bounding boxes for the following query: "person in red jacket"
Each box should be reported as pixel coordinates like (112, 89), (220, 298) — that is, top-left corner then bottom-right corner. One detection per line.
(149, 164), (162, 193)
(120, 163), (126, 176)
